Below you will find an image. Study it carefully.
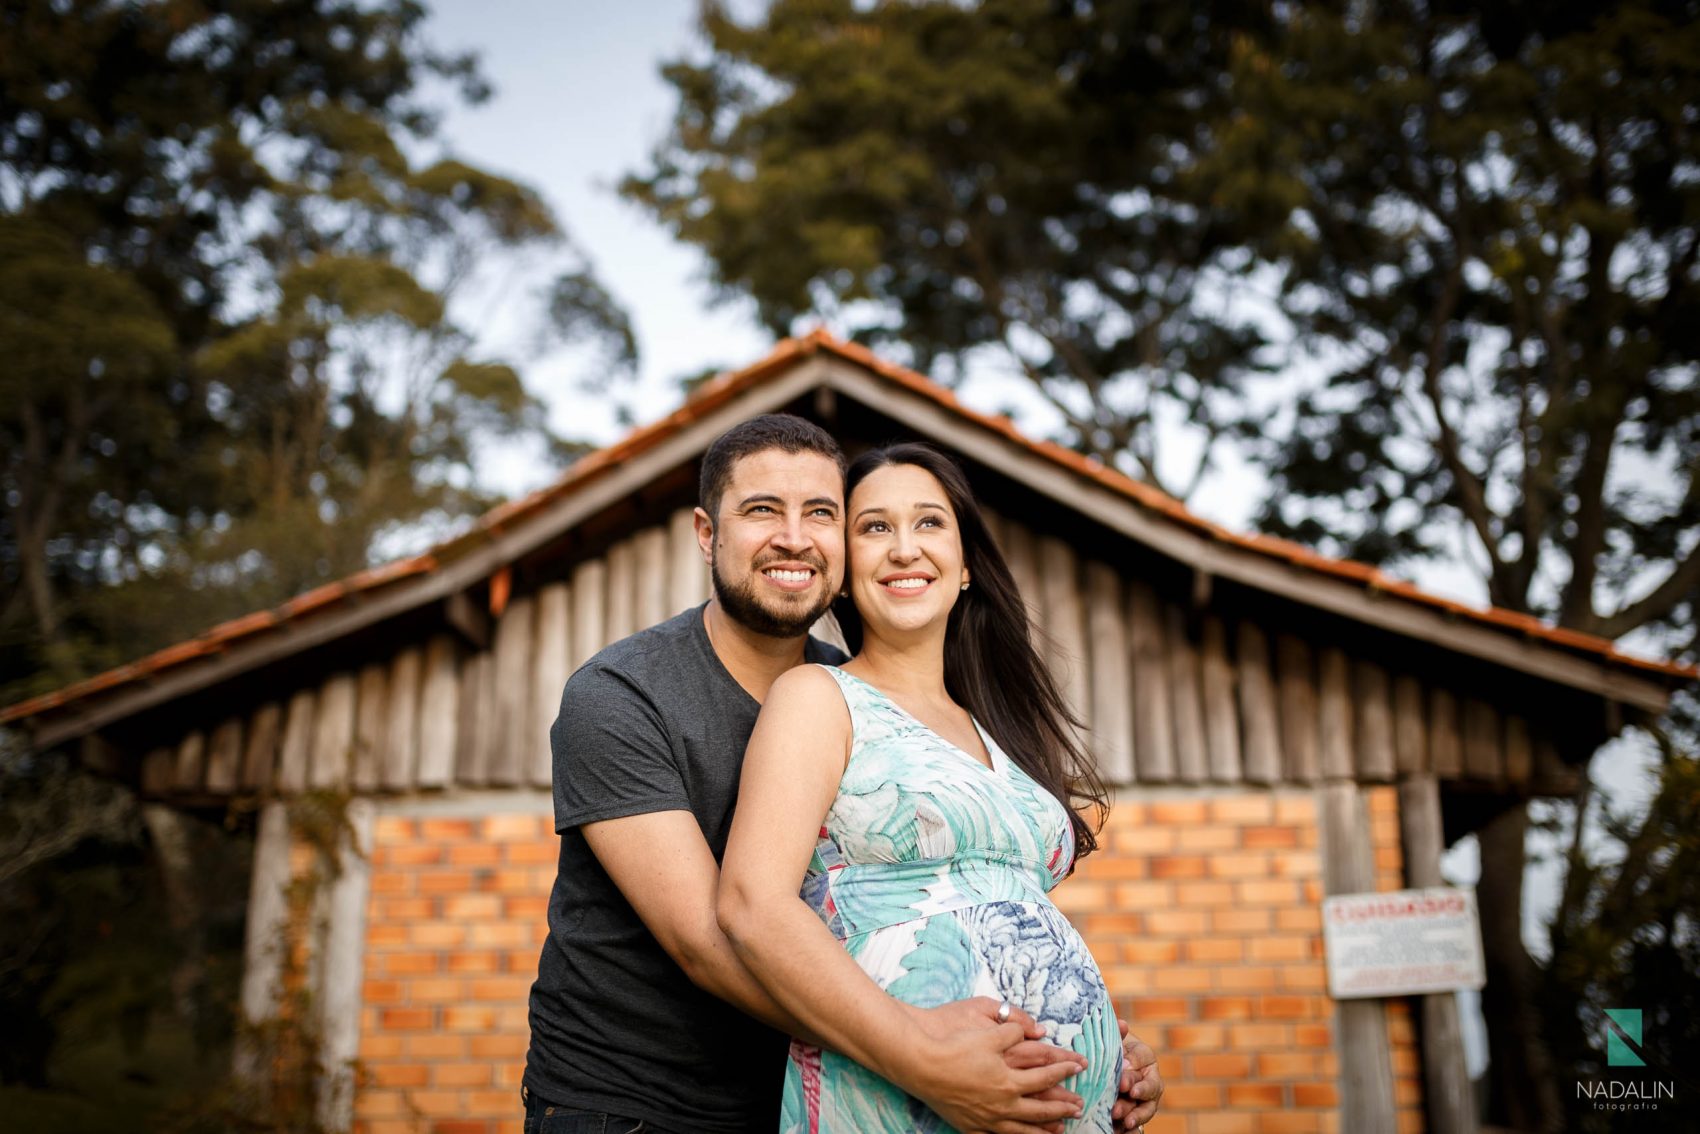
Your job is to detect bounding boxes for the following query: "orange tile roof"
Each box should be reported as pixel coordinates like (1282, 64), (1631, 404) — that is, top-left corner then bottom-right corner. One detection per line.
(2, 330), (1690, 728)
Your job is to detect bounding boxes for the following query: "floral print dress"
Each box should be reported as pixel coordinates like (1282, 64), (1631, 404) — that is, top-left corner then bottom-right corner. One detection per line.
(781, 665), (1121, 1133)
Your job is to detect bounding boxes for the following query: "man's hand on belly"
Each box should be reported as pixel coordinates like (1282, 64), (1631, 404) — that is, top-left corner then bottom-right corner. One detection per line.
(895, 996), (1088, 1134)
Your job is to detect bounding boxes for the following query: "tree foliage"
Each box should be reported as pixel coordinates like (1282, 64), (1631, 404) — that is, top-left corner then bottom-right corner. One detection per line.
(0, 0), (622, 701)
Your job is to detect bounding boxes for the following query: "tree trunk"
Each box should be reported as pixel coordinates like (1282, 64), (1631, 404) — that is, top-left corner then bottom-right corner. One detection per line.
(1476, 801), (1563, 1131)
(141, 805), (204, 1031)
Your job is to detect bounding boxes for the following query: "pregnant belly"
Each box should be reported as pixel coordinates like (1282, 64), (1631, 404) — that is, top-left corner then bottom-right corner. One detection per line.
(846, 898), (1122, 1112)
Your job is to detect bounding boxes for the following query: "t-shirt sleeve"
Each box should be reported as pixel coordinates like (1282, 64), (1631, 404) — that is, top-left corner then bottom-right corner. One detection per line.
(550, 661), (691, 833)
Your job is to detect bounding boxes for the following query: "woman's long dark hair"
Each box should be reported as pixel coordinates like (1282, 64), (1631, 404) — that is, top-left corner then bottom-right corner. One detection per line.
(831, 443), (1109, 863)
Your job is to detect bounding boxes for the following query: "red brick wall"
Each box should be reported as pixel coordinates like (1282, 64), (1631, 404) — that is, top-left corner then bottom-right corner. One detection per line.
(352, 789), (1425, 1134)
(1058, 788), (1425, 1134)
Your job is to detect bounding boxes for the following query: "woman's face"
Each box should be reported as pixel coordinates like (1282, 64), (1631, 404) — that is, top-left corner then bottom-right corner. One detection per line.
(845, 463), (970, 639)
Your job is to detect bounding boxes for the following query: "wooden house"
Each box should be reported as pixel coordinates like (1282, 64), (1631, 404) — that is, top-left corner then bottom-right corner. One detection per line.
(4, 330), (1689, 1134)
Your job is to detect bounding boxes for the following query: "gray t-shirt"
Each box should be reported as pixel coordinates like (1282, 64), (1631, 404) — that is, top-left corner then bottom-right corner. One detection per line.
(524, 603), (847, 1133)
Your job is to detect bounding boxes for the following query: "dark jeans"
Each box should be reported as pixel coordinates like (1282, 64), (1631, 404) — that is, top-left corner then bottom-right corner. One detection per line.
(521, 1086), (662, 1134)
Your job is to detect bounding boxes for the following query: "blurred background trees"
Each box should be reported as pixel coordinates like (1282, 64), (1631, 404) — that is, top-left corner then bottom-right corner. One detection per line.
(630, 1), (1699, 1128)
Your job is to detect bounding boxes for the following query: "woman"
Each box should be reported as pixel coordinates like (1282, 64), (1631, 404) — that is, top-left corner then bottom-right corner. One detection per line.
(719, 442), (1119, 1133)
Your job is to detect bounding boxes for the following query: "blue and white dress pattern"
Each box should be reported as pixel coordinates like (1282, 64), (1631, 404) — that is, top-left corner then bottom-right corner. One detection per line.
(782, 665), (1120, 1133)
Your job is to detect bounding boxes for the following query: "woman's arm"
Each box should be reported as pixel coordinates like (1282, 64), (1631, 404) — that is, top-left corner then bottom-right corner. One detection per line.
(718, 666), (1085, 1134)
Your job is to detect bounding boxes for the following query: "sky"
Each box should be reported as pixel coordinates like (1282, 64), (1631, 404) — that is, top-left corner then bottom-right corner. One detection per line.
(414, 3), (1668, 1060)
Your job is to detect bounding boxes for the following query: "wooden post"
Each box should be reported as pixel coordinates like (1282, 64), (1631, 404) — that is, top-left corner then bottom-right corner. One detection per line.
(1165, 604), (1208, 784)
(314, 798), (374, 1133)
(417, 635), (459, 789)
(1462, 699), (1502, 782)
(532, 583), (573, 788)
(1430, 689), (1462, 778)
(1318, 647), (1354, 781)
(351, 664), (387, 792)
(1504, 715), (1533, 786)
(571, 558), (608, 669)
(173, 729), (206, 793)
(1354, 661), (1396, 782)
(234, 799), (291, 1084)
(1127, 579), (1175, 782)
(605, 538), (638, 644)
(1000, 520), (1043, 645)
(489, 594), (535, 788)
(1236, 622), (1282, 785)
(309, 673), (356, 789)
(1085, 561), (1135, 784)
(381, 648), (421, 791)
(1392, 675), (1428, 776)
(455, 649), (494, 786)
(205, 717), (242, 795)
(634, 526), (670, 632)
(1398, 774), (1479, 1134)
(1277, 635), (1321, 783)
(1200, 616), (1243, 783)
(1038, 536), (1091, 742)
(1318, 782), (1398, 1134)
(140, 746), (173, 797)
(240, 702), (281, 793)
(668, 506), (708, 615)
(277, 688), (316, 794)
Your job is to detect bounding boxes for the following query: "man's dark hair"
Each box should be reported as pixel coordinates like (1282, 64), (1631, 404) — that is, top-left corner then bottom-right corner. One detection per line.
(698, 413), (846, 524)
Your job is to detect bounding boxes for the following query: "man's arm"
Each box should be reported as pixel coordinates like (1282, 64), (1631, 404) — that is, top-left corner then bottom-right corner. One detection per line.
(581, 809), (820, 1041)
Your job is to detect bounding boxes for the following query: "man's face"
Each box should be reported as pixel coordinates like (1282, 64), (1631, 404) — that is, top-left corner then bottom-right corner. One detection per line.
(698, 448), (846, 638)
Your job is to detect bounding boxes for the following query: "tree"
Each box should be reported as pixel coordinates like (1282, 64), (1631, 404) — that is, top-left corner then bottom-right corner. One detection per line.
(624, 0), (1280, 497)
(0, 0), (625, 701)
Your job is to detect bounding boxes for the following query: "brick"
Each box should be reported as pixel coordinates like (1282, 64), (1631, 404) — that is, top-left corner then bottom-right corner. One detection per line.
(1294, 1023), (1332, 1048)
(368, 923), (409, 948)
(355, 1092), (404, 1117)
(1302, 878), (1325, 902)
(1149, 800), (1209, 824)
(1198, 996), (1254, 1020)
(1395, 1076), (1423, 1105)
(1235, 880), (1299, 905)
(1208, 853), (1271, 879)
(430, 1123), (491, 1134)
(1159, 1082), (1224, 1110)
(378, 842), (444, 867)
(1083, 913), (1143, 936)
(447, 950), (503, 975)
(1216, 966), (1279, 992)
(379, 1008), (434, 1031)
(443, 1005), (499, 1031)
(1191, 1052), (1252, 1078)
(483, 867), (543, 894)
(1074, 857), (1150, 880)
(1212, 908), (1273, 933)
(1100, 966), (1152, 995)
(1242, 825), (1299, 849)
(1258, 1113), (1322, 1134)
(1168, 1023), (1225, 1050)
(1275, 906), (1322, 933)
(485, 813), (545, 840)
(1196, 1112), (1256, 1134)
(368, 871), (412, 894)
(1210, 796), (1274, 824)
(1248, 937), (1309, 963)
(374, 896), (437, 921)
(433, 1063), (494, 1088)
(419, 870), (478, 894)
(1392, 1046), (1421, 1075)
(1110, 801), (1146, 824)
(407, 978), (464, 1002)
(504, 896), (549, 920)
(1228, 1022), (1290, 1048)
(469, 922), (532, 948)
(1127, 996), (1193, 1021)
(1274, 796), (1315, 824)
(1174, 881), (1236, 907)
(506, 841), (558, 865)
(1151, 855), (1207, 880)
(363, 979), (403, 1003)
(1177, 825), (1239, 851)
(361, 1034), (404, 1059)
(1144, 909), (1209, 936)
(1151, 966), (1214, 993)
(405, 1033), (470, 1059)
(420, 817), (476, 842)
(374, 816), (416, 842)
(506, 948), (543, 973)
(1118, 939), (1180, 965)
(468, 1090), (517, 1113)
(448, 842), (505, 867)
(411, 923), (467, 950)
(1113, 825), (1177, 854)
(368, 1061), (430, 1087)
(1278, 965), (1327, 992)
(1228, 1083), (1286, 1108)
(1293, 1082), (1339, 1107)
(469, 1033), (529, 1059)
(444, 893), (503, 920)
(1257, 995), (1313, 1019)
(1110, 881), (1175, 908)
(1375, 846), (1403, 872)
(405, 1090), (462, 1117)
(1185, 939), (1244, 963)
(1274, 851), (1323, 878)
(1258, 1051), (1322, 1077)
(377, 951), (439, 975)
(469, 976), (534, 1001)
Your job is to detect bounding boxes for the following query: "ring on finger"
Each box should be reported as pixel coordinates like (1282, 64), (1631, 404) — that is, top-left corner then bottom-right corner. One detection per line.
(996, 999), (1011, 1023)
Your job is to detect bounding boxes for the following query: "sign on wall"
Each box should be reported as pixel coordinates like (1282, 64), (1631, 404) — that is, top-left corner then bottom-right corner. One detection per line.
(1322, 886), (1486, 999)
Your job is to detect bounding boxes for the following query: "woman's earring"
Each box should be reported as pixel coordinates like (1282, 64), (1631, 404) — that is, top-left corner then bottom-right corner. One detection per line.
(840, 589), (849, 598)
(960, 580), (970, 591)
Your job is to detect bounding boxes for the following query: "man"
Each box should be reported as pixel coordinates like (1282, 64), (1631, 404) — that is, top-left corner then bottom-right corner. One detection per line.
(525, 414), (1163, 1133)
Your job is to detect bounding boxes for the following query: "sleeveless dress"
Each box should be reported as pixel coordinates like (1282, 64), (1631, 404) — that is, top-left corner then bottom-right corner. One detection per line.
(781, 665), (1121, 1133)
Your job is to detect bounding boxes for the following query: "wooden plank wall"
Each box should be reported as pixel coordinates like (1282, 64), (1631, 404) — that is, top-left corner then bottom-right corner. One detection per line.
(141, 507), (1561, 798)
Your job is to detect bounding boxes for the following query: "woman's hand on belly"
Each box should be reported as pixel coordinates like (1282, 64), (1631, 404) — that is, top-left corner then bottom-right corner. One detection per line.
(892, 997), (1090, 1134)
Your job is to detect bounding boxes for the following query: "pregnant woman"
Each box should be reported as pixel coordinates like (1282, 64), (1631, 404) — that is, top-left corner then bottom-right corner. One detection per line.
(719, 442), (1120, 1133)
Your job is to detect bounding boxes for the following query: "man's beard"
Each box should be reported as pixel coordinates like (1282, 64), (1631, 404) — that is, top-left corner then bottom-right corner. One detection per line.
(710, 552), (835, 638)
